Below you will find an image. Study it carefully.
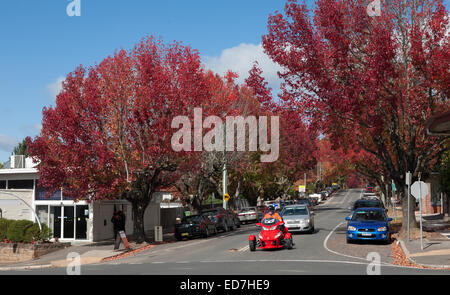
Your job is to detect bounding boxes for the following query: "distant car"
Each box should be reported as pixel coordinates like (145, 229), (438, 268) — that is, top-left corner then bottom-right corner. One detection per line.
(320, 191), (330, 198)
(319, 191), (328, 201)
(295, 198), (313, 211)
(345, 207), (392, 243)
(174, 215), (217, 240)
(309, 197), (319, 206)
(203, 208), (239, 232)
(281, 205), (315, 234)
(237, 207), (258, 224)
(349, 199), (385, 214)
(309, 193), (322, 203)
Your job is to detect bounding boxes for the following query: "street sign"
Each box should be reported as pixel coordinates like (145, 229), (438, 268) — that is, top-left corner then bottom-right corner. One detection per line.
(411, 181), (428, 200)
(224, 193), (230, 203)
(405, 172), (412, 185)
(298, 185), (306, 193)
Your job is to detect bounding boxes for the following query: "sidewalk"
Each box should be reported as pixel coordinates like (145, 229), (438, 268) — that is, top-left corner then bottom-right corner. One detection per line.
(0, 232), (176, 271)
(397, 214), (450, 269)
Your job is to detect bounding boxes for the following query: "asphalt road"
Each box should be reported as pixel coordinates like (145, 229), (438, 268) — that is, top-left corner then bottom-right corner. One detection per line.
(4, 189), (450, 275)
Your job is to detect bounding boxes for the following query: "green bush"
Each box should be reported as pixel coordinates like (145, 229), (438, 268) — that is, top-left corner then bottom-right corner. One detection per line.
(0, 218), (52, 243)
(6, 220), (35, 243)
(0, 218), (13, 240)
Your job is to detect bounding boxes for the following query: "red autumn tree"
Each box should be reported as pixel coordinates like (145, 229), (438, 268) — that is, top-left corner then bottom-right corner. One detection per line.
(263, 0), (449, 235)
(27, 37), (214, 243)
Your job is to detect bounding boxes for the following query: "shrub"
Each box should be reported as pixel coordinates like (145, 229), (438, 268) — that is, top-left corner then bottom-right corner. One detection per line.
(0, 218), (13, 240)
(6, 220), (34, 243)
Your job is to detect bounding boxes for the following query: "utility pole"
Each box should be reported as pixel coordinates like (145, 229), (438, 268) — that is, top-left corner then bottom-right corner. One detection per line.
(223, 121), (228, 209)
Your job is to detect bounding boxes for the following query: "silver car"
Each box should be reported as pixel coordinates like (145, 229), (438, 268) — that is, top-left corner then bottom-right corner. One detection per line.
(281, 205), (315, 234)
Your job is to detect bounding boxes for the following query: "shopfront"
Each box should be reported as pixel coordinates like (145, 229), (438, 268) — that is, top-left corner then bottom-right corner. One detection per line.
(35, 186), (92, 241)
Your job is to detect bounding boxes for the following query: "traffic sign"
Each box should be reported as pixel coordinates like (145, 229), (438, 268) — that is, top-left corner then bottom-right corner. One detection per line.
(224, 193), (230, 202)
(411, 181), (428, 200)
(298, 185), (306, 193)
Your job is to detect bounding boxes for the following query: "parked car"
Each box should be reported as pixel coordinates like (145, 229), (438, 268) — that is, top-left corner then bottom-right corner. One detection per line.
(320, 190), (330, 198)
(202, 208), (239, 232)
(237, 207), (258, 224)
(345, 207), (392, 243)
(319, 191), (328, 201)
(281, 205), (315, 234)
(295, 198), (313, 211)
(309, 196), (319, 206)
(174, 214), (217, 241)
(349, 199), (385, 212)
(309, 193), (322, 203)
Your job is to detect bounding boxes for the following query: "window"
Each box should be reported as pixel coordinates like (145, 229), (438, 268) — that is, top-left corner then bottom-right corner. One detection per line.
(8, 179), (34, 189)
(0, 180), (6, 189)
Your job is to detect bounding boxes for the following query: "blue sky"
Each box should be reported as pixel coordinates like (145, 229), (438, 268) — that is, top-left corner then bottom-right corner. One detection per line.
(0, 0), (301, 163)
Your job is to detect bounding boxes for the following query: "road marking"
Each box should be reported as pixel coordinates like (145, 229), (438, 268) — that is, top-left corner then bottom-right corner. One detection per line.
(238, 245), (249, 252)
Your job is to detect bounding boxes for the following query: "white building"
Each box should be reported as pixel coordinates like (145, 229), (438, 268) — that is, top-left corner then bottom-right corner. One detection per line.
(0, 155), (167, 242)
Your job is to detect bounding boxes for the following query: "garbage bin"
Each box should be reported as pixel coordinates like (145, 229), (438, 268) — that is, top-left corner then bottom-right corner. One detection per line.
(154, 226), (163, 242)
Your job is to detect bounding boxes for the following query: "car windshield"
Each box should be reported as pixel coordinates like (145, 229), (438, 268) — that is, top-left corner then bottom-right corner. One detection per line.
(354, 201), (381, 209)
(282, 207), (308, 216)
(351, 210), (386, 221)
(261, 218), (279, 226)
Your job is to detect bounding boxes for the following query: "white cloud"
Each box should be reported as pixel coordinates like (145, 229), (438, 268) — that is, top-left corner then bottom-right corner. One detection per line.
(46, 76), (65, 101)
(0, 134), (19, 153)
(20, 123), (42, 136)
(202, 43), (282, 92)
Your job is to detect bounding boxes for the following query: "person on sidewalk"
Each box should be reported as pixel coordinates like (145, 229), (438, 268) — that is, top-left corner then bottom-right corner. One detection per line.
(111, 210), (126, 250)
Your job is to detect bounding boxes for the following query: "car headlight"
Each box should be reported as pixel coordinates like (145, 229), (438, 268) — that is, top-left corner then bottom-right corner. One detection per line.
(258, 233), (263, 239)
(348, 226), (357, 231)
(274, 232), (282, 239)
(377, 226), (387, 232)
(270, 225), (278, 230)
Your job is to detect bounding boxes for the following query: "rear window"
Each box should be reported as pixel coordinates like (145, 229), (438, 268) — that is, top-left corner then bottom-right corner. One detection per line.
(282, 207), (308, 216)
(354, 201), (382, 209)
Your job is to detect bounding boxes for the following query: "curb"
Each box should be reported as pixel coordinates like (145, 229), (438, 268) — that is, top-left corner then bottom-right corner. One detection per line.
(101, 240), (177, 262)
(397, 239), (450, 270)
(0, 264), (53, 271)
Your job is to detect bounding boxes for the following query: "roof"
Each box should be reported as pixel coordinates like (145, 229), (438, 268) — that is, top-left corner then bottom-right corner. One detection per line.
(0, 168), (38, 175)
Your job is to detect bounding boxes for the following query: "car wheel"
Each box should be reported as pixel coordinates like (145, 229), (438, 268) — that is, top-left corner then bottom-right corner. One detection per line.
(236, 220), (241, 228)
(204, 228), (209, 238)
(223, 222), (229, 232)
(346, 238), (352, 244)
(214, 226), (218, 235)
(175, 235), (183, 241)
(230, 220), (236, 231)
(286, 238), (293, 250)
(309, 226), (315, 234)
(249, 239), (256, 252)
(385, 233), (392, 244)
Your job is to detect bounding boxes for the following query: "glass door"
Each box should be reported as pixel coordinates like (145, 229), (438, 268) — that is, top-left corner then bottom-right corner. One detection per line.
(50, 206), (61, 239)
(76, 205), (89, 239)
(63, 206), (75, 239)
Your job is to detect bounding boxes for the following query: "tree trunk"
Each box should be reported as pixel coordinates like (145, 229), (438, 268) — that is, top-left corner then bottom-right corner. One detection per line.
(131, 200), (148, 243)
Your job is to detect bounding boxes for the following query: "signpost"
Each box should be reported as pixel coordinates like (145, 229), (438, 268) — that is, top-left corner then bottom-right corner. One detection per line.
(405, 172), (412, 241)
(391, 180), (397, 219)
(411, 175), (428, 251)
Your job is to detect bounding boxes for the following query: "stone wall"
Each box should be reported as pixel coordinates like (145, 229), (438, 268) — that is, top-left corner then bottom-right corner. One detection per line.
(0, 242), (69, 263)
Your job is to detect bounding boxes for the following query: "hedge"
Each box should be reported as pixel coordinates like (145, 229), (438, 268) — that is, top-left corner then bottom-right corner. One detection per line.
(0, 218), (52, 243)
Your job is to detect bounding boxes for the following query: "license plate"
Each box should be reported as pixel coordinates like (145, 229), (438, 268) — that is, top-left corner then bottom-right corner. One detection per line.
(361, 233), (372, 236)
(181, 233), (189, 237)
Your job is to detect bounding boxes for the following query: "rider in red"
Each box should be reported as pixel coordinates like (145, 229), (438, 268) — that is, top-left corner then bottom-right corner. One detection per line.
(263, 205), (289, 236)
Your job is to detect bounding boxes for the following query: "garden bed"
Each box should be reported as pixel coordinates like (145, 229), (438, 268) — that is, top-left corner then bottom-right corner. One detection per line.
(0, 242), (70, 263)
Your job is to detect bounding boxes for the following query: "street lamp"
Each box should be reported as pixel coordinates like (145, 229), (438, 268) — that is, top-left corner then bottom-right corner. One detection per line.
(0, 191), (42, 230)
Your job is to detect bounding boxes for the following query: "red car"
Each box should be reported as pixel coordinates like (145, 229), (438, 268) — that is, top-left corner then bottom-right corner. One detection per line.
(248, 218), (293, 251)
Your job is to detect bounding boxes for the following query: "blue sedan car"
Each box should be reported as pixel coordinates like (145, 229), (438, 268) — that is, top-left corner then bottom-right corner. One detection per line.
(345, 207), (393, 244)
